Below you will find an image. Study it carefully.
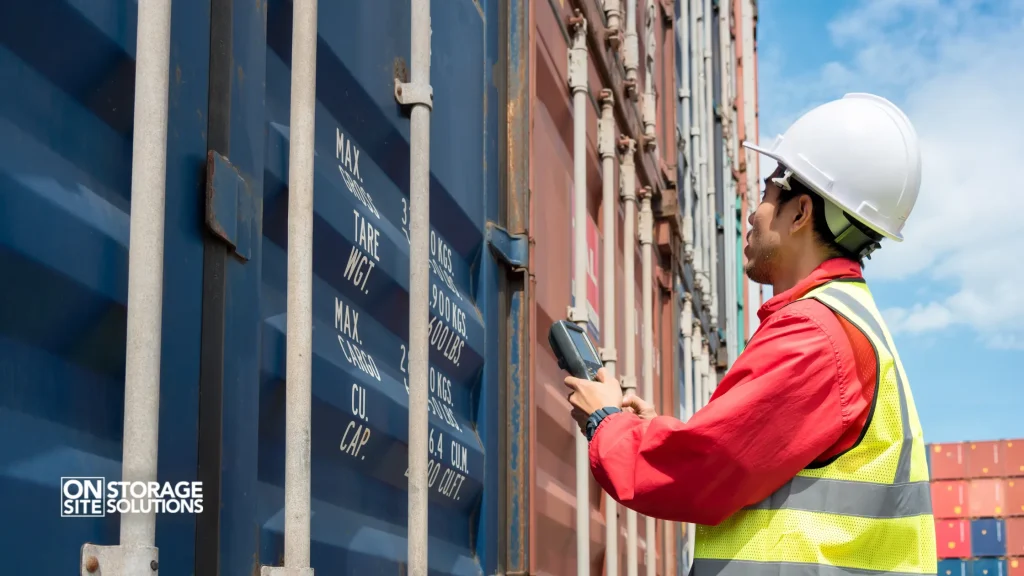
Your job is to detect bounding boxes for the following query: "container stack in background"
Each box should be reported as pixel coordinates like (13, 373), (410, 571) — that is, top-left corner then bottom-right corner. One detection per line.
(930, 439), (1024, 576)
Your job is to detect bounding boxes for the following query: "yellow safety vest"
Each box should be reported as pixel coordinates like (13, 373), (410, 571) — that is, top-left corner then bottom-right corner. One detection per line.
(693, 279), (937, 576)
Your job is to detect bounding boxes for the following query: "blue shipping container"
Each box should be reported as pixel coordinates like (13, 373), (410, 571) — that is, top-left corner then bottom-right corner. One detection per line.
(939, 559), (972, 576)
(973, 519), (1008, 558)
(0, 0), (524, 573)
(974, 559), (1008, 576)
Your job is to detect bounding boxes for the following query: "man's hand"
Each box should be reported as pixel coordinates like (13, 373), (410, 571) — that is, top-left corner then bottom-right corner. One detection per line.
(564, 367), (624, 433)
(621, 393), (657, 420)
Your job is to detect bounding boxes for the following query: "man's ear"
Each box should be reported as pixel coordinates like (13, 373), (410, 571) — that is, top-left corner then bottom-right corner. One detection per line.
(791, 194), (814, 233)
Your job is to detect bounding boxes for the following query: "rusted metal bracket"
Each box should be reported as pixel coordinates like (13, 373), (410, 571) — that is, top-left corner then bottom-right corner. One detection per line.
(205, 150), (254, 261)
(81, 543), (159, 575)
(486, 222), (530, 271)
(394, 80), (434, 109)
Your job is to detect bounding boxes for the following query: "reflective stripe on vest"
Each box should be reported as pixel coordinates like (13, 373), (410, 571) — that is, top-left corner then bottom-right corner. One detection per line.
(692, 280), (937, 576)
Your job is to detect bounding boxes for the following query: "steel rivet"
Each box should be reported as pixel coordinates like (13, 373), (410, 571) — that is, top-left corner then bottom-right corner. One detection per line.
(85, 556), (99, 573)
(151, 560), (159, 571)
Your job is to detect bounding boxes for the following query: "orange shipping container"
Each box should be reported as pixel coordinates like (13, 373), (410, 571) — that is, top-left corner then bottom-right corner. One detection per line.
(932, 481), (970, 519)
(969, 441), (1006, 479)
(1008, 479), (1024, 517)
(1007, 440), (1024, 476)
(1008, 518), (1024, 557)
(1010, 558), (1024, 576)
(970, 479), (1007, 518)
(932, 443), (970, 480)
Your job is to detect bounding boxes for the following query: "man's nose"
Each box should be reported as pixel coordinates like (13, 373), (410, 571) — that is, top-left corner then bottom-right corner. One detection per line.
(748, 209), (755, 227)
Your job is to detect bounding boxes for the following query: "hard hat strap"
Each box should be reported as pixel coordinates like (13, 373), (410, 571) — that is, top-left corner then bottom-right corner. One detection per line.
(825, 199), (881, 259)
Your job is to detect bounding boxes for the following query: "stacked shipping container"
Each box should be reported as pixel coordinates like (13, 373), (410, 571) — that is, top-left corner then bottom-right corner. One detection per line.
(931, 440), (1024, 576)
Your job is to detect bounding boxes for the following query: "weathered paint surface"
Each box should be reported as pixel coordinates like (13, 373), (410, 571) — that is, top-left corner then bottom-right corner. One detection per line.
(0, 0), (508, 573)
(530, 0), (681, 574)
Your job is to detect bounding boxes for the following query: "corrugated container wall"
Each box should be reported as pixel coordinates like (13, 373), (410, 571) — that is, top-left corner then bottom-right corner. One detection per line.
(671, 0), (759, 569)
(529, 0), (684, 571)
(0, 0), (759, 572)
(2, 0), (515, 573)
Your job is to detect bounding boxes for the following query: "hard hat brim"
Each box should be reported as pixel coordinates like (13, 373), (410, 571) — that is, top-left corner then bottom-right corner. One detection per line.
(740, 140), (904, 242)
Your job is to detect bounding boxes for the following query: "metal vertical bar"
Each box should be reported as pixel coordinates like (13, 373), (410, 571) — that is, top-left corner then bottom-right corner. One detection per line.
(405, 0), (434, 572)
(284, 0), (318, 570)
(681, 296), (695, 572)
(703, 0), (717, 331)
(619, 136), (639, 576)
(679, 0), (694, 266)
(692, 0), (706, 290)
(624, 0), (639, 88)
(119, 0), (173, 553)
(568, 13), (590, 576)
(599, 89), (620, 576)
(639, 189), (656, 576)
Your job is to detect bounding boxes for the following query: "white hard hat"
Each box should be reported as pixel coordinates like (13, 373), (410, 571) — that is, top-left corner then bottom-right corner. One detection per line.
(744, 93), (922, 250)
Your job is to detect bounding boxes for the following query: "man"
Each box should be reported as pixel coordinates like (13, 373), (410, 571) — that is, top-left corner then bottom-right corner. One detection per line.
(564, 93), (937, 576)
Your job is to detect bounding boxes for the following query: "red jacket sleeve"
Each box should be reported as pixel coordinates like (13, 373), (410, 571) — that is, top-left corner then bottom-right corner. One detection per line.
(589, 305), (853, 525)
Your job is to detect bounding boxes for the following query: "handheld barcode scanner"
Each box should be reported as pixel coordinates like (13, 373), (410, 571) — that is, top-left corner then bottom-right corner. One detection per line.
(548, 320), (603, 381)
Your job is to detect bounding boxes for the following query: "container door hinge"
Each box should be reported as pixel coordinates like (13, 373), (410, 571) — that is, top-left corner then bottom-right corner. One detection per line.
(486, 222), (530, 271)
(205, 150), (254, 261)
(81, 543), (159, 575)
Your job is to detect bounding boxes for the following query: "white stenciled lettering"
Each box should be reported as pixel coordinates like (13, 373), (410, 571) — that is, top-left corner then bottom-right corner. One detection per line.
(429, 258), (462, 301)
(399, 344), (462, 432)
(340, 421), (372, 460)
(335, 128), (363, 182)
(335, 129), (381, 220)
(429, 316), (465, 367)
(404, 458), (443, 491)
(400, 197), (411, 245)
(351, 383), (367, 422)
(344, 246), (375, 295)
(430, 284), (467, 338)
(337, 335), (382, 381)
(437, 468), (466, 501)
(429, 428), (444, 461)
(430, 231), (454, 275)
(353, 209), (380, 262)
(428, 396), (462, 432)
(334, 297), (362, 344)
(428, 366), (453, 406)
(450, 439), (469, 475)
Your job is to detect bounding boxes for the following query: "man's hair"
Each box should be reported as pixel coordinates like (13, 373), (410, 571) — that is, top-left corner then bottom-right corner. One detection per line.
(775, 177), (879, 268)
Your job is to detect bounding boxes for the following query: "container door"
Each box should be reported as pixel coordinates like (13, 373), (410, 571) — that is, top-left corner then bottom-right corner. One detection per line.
(196, 0), (505, 574)
(0, 0), (210, 572)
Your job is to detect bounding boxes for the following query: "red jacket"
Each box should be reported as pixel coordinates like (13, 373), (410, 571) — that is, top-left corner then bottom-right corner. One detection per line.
(589, 258), (878, 525)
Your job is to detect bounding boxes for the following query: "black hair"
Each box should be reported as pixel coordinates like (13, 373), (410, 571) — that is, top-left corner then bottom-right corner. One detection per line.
(775, 177), (880, 268)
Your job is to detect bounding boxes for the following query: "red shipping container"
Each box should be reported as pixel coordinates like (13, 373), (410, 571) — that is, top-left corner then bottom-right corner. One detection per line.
(970, 479), (1007, 517)
(1007, 440), (1024, 476)
(1010, 558), (1024, 576)
(1008, 518), (1024, 557)
(936, 519), (972, 559)
(932, 480), (970, 519)
(932, 443), (970, 480)
(1009, 479), (1024, 518)
(970, 441), (1006, 478)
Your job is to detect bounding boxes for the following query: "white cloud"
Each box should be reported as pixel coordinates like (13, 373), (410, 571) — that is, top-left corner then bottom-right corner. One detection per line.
(759, 0), (1024, 346)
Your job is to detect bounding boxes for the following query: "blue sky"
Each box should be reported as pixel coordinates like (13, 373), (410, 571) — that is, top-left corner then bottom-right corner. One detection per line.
(755, 0), (1024, 443)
